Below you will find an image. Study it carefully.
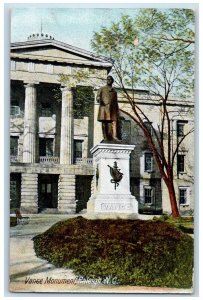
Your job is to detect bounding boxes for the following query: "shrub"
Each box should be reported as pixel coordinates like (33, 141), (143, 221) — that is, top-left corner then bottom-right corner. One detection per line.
(32, 217), (193, 288)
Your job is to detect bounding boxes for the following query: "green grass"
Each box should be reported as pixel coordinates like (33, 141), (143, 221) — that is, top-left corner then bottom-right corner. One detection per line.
(153, 215), (194, 234)
(33, 217), (194, 288)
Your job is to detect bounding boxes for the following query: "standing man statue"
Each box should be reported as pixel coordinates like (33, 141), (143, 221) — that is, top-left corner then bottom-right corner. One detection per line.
(97, 75), (121, 143)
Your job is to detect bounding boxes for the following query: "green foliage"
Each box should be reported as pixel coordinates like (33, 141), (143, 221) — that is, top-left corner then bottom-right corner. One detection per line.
(153, 215), (194, 234)
(154, 213), (170, 221)
(72, 86), (94, 119)
(33, 217), (194, 288)
(91, 9), (195, 98)
(59, 70), (90, 86)
(91, 9), (195, 218)
(51, 78), (94, 119)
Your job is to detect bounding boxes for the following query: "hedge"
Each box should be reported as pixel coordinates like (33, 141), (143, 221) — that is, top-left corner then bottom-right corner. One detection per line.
(32, 217), (193, 288)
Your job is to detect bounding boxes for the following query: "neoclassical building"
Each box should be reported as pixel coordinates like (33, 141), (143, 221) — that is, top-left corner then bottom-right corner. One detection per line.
(10, 34), (194, 215)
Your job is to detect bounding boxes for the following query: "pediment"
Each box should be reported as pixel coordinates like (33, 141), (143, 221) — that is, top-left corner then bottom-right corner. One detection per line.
(11, 40), (112, 68)
(12, 45), (96, 62)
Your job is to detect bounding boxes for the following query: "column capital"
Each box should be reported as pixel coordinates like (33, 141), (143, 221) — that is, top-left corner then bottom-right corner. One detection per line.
(24, 81), (39, 88)
(60, 85), (73, 92)
(93, 88), (98, 95)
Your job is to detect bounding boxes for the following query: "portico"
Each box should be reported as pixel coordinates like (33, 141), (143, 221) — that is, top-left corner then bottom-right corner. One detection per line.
(10, 34), (110, 213)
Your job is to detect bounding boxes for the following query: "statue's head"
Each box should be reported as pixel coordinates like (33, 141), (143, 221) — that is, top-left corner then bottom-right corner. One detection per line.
(107, 75), (114, 86)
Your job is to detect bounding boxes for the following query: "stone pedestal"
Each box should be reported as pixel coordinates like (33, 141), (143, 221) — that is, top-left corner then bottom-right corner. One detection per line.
(87, 143), (138, 218)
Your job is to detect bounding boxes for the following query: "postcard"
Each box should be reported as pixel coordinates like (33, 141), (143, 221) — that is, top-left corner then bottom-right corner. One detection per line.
(9, 6), (195, 294)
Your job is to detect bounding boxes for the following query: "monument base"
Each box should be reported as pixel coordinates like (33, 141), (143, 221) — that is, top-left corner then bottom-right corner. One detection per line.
(86, 195), (138, 219)
(84, 212), (139, 220)
(87, 194), (137, 212)
(86, 143), (138, 219)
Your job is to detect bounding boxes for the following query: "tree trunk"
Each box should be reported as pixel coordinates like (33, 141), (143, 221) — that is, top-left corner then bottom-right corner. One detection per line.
(167, 180), (180, 217)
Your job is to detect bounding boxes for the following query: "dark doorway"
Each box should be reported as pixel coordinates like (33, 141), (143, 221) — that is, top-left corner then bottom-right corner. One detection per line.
(76, 176), (92, 213)
(38, 174), (58, 212)
(10, 173), (21, 211)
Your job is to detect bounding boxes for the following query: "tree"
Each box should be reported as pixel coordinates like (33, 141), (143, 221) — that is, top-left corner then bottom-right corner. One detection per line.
(135, 8), (195, 45)
(91, 8), (195, 217)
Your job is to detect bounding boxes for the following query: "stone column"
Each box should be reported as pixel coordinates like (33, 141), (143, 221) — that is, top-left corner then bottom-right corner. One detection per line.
(93, 88), (103, 146)
(23, 82), (38, 163)
(60, 86), (73, 164)
(21, 173), (38, 213)
(58, 175), (76, 213)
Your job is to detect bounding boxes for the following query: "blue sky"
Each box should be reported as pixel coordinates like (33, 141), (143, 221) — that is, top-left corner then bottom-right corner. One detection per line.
(11, 8), (140, 51)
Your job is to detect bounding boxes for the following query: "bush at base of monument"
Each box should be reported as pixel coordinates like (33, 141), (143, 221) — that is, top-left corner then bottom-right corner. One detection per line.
(32, 217), (193, 288)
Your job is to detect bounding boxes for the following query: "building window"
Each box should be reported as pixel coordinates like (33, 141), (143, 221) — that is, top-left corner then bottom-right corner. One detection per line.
(46, 64), (54, 74)
(10, 136), (19, 156)
(74, 140), (83, 162)
(28, 62), (35, 72)
(177, 121), (188, 137)
(177, 154), (185, 173)
(177, 123), (184, 137)
(144, 186), (155, 205)
(144, 152), (153, 172)
(40, 103), (52, 117)
(11, 105), (20, 116)
(41, 183), (52, 193)
(39, 138), (53, 157)
(179, 187), (190, 205)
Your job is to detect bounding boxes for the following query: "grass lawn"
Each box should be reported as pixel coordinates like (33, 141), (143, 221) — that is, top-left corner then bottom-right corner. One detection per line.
(154, 215), (194, 234)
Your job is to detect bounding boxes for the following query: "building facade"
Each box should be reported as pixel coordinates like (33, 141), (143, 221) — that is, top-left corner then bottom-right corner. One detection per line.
(10, 34), (194, 215)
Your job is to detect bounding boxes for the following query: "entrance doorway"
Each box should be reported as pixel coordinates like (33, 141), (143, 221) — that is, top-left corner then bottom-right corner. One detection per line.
(38, 174), (58, 212)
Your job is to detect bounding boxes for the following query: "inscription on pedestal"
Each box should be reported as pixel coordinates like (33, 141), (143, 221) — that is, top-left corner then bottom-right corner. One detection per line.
(100, 202), (133, 212)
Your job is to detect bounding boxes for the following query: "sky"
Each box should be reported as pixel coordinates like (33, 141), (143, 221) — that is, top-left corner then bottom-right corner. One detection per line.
(11, 8), (140, 52)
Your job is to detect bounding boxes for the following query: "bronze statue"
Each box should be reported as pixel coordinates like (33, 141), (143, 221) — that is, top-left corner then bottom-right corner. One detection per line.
(97, 76), (121, 143)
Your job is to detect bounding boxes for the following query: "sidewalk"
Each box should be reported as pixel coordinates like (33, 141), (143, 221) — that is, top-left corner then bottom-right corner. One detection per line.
(9, 214), (193, 294)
